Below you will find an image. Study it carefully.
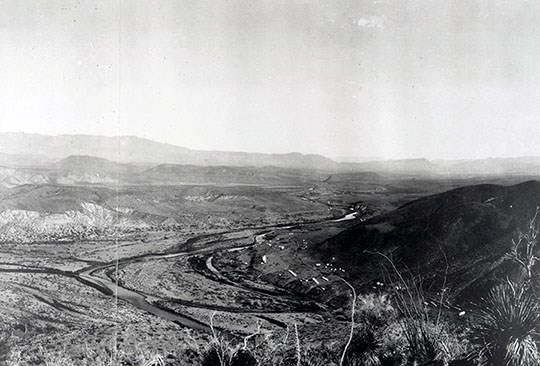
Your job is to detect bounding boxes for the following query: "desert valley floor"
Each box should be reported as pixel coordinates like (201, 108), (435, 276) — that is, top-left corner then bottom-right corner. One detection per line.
(1, 158), (539, 365)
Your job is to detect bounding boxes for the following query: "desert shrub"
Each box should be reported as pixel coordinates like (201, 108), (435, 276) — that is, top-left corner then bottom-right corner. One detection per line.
(471, 280), (540, 366)
(254, 331), (289, 366)
(137, 353), (165, 366)
(383, 272), (445, 362)
(0, 331), (12, 365)
(343, 324), (380, 366)
(201, 312), (261, 366)
(336, 320), (410, 366)
(230, 348), (257, 366)
(402, 317), (444, 362)
(341, 291), (405, 366)
(280, 350), (337, 366)
(366, 251), (468, 365)
(4, 347), (79, 366)
(410, 319), (469, 363)
(254, 323), (339, 366)
(356, 293), (396, 329)
(2, 339), (172, 366)
(505, 208), (540, 283)
(201, 343), (231, 366)
(200, 341), (280, 366)
(200, 346), (257, 366)
(377, 321), (407, 366)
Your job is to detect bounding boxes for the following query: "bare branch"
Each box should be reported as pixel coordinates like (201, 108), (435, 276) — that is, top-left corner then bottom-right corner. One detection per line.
(339, 278), (357, 366)
(243, 320), (261, 349)
(506, 207), (540, 280)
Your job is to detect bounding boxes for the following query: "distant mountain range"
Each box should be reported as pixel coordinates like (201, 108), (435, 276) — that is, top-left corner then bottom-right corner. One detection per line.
(0, 132), (540, 178)
(0, 132), (337, 170)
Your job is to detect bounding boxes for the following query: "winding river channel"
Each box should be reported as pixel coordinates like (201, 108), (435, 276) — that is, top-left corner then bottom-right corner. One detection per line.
(12, 210), (361, 333)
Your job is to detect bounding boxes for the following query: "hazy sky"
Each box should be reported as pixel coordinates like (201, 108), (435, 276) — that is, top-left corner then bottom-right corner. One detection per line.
(1, 0), (540, 160)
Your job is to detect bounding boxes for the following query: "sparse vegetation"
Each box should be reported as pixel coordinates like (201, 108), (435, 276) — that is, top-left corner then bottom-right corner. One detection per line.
(505, 207), (540, 283)
(471, 280), (540, 366)
(469, 208), (540, 366)
(3, 169), (540, 366)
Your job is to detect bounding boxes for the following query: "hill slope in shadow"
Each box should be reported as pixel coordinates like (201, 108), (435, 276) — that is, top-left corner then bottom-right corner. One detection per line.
(317, 180), (540, 300)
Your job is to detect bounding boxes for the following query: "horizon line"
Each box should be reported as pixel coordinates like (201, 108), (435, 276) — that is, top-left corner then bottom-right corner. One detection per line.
(1, 131), (540, 162)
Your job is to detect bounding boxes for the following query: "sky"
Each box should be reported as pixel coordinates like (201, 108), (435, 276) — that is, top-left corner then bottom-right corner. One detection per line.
(1, 0), (540, 160)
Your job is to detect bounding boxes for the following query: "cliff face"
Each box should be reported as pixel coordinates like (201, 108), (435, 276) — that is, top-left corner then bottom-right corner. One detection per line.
(0, 167), (49, 188)
(0, 202), (149, 243)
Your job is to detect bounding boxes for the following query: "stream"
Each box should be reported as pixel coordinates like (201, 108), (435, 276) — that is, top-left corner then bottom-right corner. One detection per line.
(15, 210), (362, 333)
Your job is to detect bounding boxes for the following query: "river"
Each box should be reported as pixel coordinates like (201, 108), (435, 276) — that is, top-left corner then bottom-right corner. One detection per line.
(14, 210), (362, 333)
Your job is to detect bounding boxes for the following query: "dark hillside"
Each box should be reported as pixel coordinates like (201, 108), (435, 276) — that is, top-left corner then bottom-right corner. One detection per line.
(317, 181), (540, 300)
